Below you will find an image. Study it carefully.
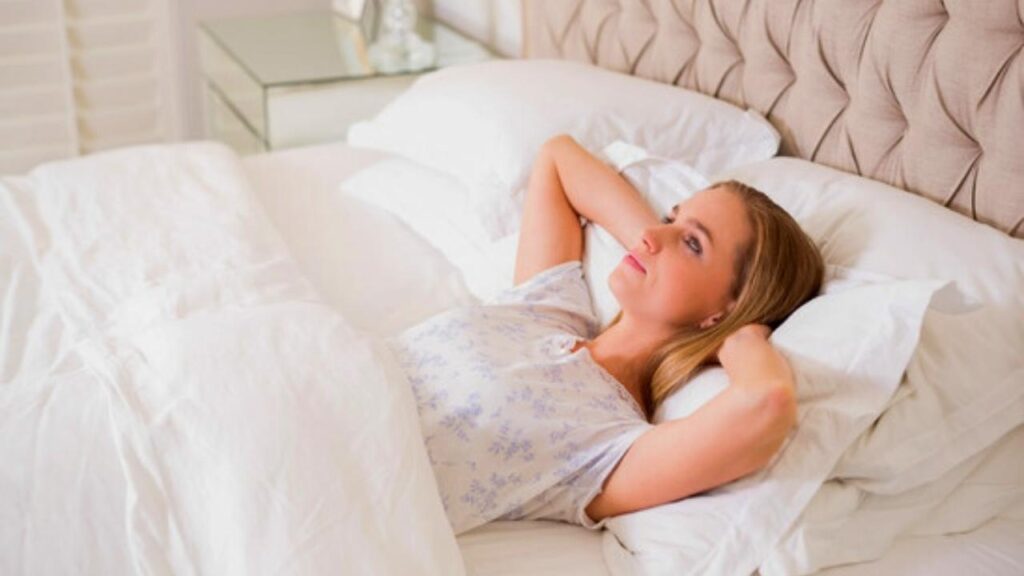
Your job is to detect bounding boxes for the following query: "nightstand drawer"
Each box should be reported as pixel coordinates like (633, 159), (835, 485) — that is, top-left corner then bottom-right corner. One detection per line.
(206, 87), (265, 155)
(266, 74), (417, 149)
(198, 30), (265, 136)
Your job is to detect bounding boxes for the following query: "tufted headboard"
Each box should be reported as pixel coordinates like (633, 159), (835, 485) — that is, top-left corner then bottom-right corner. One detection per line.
(522, 0), (1024, 238)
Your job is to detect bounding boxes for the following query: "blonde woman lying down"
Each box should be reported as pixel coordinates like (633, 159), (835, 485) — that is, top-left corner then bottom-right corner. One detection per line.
(384, 134), (824, 534)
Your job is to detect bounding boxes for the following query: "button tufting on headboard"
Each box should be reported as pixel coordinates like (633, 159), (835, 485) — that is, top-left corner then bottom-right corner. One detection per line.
(523, 0), (1024, 238)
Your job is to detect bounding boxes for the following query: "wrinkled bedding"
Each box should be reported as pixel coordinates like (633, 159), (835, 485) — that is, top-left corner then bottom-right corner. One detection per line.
(0, 142), (464, 575)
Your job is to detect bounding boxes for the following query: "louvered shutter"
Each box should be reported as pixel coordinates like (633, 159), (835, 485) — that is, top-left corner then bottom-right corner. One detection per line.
(0, 0), (176, 173)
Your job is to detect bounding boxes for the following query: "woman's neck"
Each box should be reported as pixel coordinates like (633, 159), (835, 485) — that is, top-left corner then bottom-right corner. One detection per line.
(580, 315), (670, 412)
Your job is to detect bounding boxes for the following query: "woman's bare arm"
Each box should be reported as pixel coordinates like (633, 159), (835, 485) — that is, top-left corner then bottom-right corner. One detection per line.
(514, 134), (661, 285)
(585, 327), (797, 522)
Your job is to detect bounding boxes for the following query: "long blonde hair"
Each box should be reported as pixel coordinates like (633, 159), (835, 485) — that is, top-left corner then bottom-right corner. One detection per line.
(615, 180), (824, 418)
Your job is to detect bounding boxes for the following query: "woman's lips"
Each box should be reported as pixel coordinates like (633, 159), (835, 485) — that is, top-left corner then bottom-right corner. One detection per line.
(624, 253), (646, 274)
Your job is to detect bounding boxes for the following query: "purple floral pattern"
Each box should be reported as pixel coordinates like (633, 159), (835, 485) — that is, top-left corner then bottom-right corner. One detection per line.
(386, 261), (653, 534)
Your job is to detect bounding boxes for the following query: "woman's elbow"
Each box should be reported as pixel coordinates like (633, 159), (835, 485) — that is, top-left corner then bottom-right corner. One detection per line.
(540, 133), (578, 157)
(749, 385), (798, 471)
(766, 382), (797, 430)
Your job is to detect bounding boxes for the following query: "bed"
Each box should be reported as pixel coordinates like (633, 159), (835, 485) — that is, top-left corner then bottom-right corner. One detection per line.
(2, 1), (1022, 575)
(242, 141), (1024, 576)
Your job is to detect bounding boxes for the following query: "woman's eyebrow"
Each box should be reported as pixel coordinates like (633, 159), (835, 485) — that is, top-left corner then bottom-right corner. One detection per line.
(669, 205), (715, 249)
(683, 215), (715, 248)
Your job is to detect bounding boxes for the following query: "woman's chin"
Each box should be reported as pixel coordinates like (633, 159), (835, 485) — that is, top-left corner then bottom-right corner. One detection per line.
(607, 267), (630, 303)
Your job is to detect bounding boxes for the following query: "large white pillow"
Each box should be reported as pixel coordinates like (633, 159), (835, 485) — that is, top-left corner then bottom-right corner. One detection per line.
(340, 157), (508, 299)
(602, 274), (946, 576)
(347, 59), (779, 240)
(717, 157), (1024, 496)
(242, 143), (475, 337)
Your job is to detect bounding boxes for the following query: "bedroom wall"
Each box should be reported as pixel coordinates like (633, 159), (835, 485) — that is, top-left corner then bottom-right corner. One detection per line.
(431, 0), (523, 58)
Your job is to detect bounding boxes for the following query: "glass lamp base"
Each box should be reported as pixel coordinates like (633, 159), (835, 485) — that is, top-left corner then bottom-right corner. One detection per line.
(368, 33), (436, 73)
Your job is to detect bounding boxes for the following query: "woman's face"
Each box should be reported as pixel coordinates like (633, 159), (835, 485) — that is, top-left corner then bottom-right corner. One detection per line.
(609, 186), (754, 331)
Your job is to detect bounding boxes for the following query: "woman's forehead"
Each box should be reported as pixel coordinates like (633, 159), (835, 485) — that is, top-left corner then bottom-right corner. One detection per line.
(675, 186), (737, 215)
(674, 188), (750, 241)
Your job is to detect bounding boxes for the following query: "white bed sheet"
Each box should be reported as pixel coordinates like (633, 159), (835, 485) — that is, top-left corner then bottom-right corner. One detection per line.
(0, 142), (464, 576)
(455, 517), (1024, 576)
(242, 141), (1024, 576)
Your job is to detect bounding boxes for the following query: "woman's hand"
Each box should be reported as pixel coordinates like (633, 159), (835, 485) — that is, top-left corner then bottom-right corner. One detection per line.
(713, 323), (796, 417)
(713, 323), (773, 366)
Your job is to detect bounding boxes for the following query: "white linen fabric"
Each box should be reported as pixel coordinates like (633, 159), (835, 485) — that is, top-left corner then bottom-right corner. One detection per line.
(341, 157), (505, 300)
(0, 142), (464, 576)
(709, 158), (1024, 575)
(384, 261), (653, 535)
(759, 424), (1024, 576)
(241, 142), (476, 337)
(347, 59), (779, 240)
(600, 270), (945, 576)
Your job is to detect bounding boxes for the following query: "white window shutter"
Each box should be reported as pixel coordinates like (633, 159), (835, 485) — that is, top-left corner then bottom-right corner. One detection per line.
(0, 0), (177, 173)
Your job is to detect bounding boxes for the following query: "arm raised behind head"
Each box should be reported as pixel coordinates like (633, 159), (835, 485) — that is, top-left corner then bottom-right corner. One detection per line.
(585, 328), (797, 523)
(514, 134), (661, 285)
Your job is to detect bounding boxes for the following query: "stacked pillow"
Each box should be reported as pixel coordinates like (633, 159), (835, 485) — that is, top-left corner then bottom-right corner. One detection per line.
(716, 158), (1024, 574)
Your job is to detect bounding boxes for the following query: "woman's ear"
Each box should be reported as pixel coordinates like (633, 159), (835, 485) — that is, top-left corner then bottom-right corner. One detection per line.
(699, 300), (737, 330)
(699, 312), (724, 330)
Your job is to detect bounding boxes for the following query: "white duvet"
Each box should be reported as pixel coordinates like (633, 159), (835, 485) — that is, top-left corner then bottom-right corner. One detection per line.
(0, 143), (465, 575)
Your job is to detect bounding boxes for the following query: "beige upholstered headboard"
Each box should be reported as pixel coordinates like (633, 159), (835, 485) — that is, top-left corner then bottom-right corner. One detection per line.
(523, 0), (1024, 238)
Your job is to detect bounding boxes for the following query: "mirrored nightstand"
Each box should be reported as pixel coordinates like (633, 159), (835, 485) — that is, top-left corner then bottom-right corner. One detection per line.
(198, 11), (493, 154)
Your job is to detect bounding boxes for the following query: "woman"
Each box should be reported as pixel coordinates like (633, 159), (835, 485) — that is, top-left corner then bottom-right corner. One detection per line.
(386, 134), (824, 535)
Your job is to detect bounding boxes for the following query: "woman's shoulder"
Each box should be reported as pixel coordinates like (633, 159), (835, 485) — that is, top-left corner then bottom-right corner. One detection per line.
(489, 260), (597, 332)
(515, 260), (583, 289)
(491, 259), (584, 304)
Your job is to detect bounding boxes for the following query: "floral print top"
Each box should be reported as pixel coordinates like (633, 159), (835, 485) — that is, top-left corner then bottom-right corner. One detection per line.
(384, 260), (654, 535)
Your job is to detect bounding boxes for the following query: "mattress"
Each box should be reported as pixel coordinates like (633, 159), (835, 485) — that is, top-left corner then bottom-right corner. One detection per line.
(241, 141), (1024, 576)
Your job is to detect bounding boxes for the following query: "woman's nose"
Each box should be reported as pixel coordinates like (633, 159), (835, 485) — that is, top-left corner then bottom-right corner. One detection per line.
(640, 228), (660, 253)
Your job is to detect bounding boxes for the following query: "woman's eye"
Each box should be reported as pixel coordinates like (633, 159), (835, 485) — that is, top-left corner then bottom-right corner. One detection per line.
(684, 235), (702, 255)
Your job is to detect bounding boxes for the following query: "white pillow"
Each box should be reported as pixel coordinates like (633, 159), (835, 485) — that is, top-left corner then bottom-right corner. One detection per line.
(717, 157), (1024, 496)
(339, 157), (501, 298)
(347, 59), (779, 240)
(602, 275), (946, 576)
(243, 143), (475, 337)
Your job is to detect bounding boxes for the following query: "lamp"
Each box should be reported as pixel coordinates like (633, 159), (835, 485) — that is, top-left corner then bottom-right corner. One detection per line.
(367, 0), (436, 73)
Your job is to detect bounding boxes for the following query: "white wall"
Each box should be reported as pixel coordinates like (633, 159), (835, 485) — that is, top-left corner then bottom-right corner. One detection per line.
(172, 0), (522, 139)
(431, 0), (522, 59)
